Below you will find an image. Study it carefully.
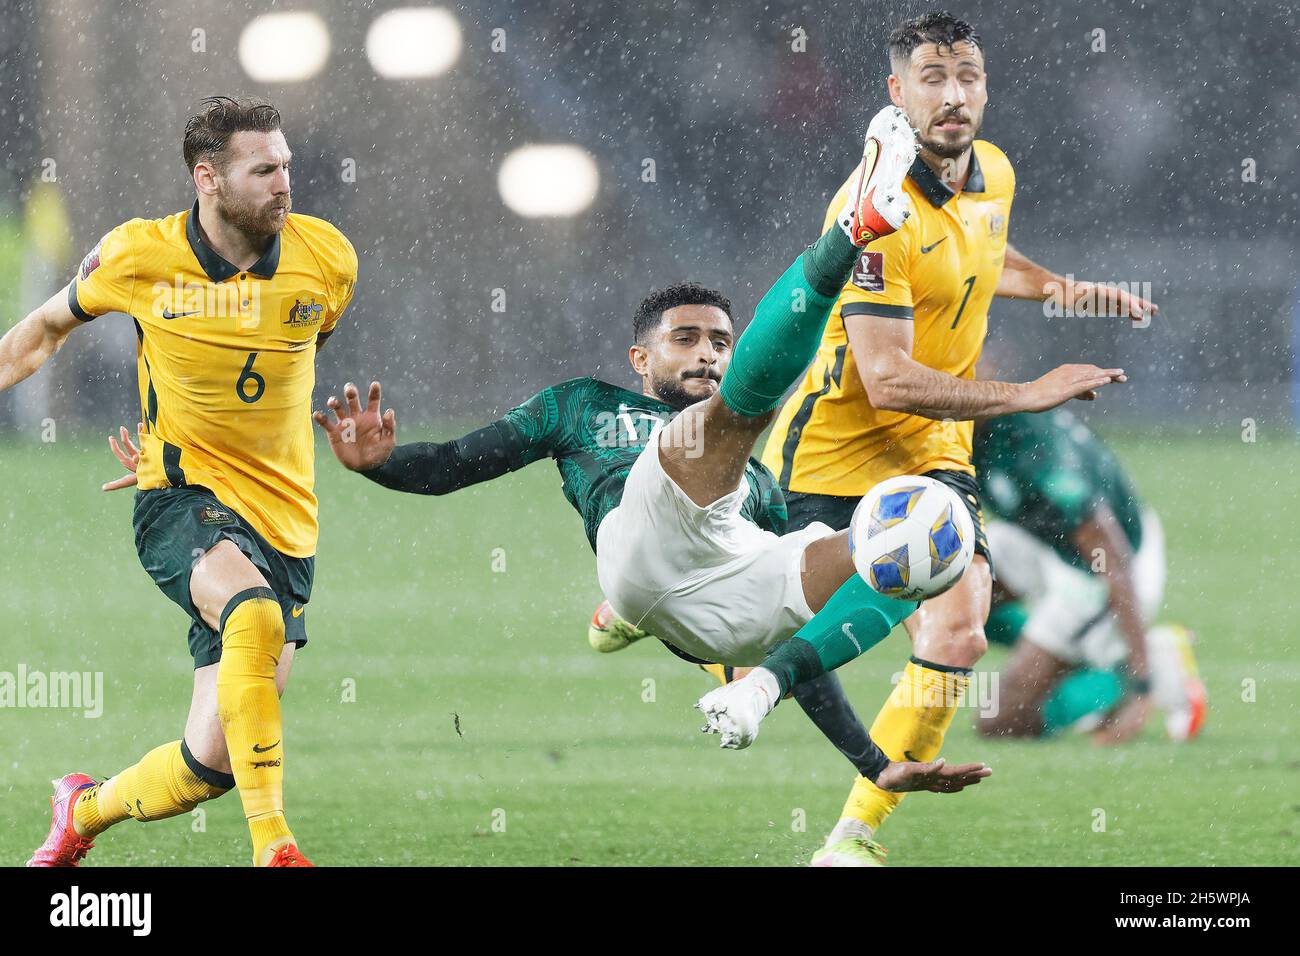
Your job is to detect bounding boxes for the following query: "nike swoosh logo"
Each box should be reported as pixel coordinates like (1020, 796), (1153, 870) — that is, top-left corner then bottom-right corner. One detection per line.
(292, 605), (304, 618)
(920, 237), (947, 254)
(252, 741), (279, 753)
(161, 309), (200, 319)
(841, 623), (862, 654)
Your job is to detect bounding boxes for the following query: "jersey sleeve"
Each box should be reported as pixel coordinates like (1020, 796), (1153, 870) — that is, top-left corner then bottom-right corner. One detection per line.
(820, 180), (916, 321)
(320, 230), (358, 335)
(67, 221), (137, 321)
(360, 386), (562, 496)
(499, 384), (565, 466)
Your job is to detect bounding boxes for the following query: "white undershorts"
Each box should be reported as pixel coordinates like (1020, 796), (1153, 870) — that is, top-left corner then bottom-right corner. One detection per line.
(595, 439), (834, 667)
(987, 508), (1166, 669)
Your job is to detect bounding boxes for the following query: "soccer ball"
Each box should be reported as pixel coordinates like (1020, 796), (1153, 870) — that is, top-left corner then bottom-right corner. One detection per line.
(850, 475), (976, 601)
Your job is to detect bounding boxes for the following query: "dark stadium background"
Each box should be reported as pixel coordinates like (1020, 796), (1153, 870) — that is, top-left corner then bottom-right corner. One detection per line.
(0, 0), (1296, 429)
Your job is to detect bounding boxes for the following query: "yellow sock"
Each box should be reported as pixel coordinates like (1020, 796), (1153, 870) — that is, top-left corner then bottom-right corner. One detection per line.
(840, 658), (970, 833)
(216, 588), (295, 865)
(699, 663), (735, 685)
(73, 739), (230, 837)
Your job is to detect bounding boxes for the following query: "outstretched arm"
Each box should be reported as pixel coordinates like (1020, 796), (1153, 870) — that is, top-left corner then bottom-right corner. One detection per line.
(0, 285), (85, 393)
(313, 381), (544, 495)
(996, 243), (1158, 322)
(848, 313), (1127, 421)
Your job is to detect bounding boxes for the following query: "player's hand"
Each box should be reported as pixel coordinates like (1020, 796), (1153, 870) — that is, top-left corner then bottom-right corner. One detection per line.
(1023, 363), (1126, 411)
(1067, 281), (1158, 324)
(313, 380), (397, 472)
(874, 757), (992, 794)
(101, 422), (143, 491)
(1091, 693), (1152, 746)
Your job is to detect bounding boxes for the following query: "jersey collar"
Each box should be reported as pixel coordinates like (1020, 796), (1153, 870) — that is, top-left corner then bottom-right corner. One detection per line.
(185, 200), (282, 282)
(908, 147), (986, 207)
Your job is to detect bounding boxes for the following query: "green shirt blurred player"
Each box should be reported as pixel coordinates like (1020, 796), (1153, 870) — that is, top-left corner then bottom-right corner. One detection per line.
(972, 409), (1206, 743)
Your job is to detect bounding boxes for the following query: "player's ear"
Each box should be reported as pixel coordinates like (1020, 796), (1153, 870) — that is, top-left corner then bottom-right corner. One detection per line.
(192, 159), (219, 196)
(887, 74), (905, 108)
(628, 343), (649, 376)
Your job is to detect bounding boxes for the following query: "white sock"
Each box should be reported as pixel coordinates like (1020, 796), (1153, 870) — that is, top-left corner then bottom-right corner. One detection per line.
(750, 667), (782, 717)
(826, 816), (874, 848)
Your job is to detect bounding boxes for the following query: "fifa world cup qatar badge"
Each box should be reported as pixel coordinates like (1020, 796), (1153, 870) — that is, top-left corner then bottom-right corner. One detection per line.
(851, 250), (885, 292)
(78, 237), (106, 280)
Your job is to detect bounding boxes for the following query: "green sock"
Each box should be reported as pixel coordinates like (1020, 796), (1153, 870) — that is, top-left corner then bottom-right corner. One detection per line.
(719, 226), (860, 417)
(762, 576), (918, 695)
(1041, 668), (1125, 736)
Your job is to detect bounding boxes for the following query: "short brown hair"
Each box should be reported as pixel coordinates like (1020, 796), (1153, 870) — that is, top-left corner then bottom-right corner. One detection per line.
(182, 95), (282, 172)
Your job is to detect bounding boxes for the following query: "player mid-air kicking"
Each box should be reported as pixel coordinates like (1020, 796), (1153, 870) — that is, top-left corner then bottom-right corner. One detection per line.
(309, 108), (1000, 820)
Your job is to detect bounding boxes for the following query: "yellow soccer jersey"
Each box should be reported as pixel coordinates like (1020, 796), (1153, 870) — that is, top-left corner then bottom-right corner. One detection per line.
(68, 201), (357, 557)
(762, 140), (1015, 496)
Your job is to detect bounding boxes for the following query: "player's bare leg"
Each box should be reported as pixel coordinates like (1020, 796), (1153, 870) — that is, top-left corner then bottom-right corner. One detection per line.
(655, 398), (773, 508)
(973, 637), (1070, 738)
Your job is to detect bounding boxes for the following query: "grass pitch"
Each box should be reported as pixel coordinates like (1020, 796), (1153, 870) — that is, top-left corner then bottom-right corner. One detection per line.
(1, 426), (1296, 866)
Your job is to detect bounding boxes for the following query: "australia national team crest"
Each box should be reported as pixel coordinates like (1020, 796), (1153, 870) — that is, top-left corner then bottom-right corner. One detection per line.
(851, 250), (885, 293)
(284, 296), (326, 328)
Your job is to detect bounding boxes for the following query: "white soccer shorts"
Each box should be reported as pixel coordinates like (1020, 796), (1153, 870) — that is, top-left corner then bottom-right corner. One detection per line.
(987, 509), (1166, 669)
(595, 439), (834, 667)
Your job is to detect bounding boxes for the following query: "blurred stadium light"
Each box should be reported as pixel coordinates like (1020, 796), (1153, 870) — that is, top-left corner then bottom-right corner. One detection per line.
(366, 7), (463, 79)
(498, 145), (600, 218)
(239, 12), (330, 83)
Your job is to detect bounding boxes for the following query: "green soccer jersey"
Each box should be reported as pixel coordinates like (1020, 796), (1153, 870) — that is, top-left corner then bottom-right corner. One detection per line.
(363, 377), (787, 550)
(973, 409), (1143, 570)
(505, 378), (786, 548)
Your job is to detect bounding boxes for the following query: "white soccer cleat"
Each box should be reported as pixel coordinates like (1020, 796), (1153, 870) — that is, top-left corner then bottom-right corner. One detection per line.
(836, 105), (920, 246)
(1146, 624), (1208, 742)
(695, 669), (780, 749)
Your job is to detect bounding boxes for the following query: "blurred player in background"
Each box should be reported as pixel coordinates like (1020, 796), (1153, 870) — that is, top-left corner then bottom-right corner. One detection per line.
(758, 12), (1157, 865)
(973, 410), (1207, 743)
(3, 96), (357, 867)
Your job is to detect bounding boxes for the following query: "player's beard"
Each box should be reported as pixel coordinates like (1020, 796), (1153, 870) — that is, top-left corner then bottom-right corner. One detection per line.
(920, 109), (981, 160)
(215, 186), (291, 241)
(651, 369), (721, 411)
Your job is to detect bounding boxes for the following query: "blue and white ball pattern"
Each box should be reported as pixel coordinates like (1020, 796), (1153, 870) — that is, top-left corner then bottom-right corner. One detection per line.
(849, 475), (976, 601)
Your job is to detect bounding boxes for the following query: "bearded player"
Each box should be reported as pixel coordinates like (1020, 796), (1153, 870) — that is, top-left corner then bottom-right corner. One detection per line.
(758, 13), (1158, 865)
(305, 109), (1001, 831)
(5, 97), (357, 867)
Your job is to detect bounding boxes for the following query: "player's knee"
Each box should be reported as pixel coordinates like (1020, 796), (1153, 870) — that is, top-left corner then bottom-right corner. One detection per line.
(922, 623), (987, 669)
(219, 588), (285, 659)
(961, 625), (989, 663)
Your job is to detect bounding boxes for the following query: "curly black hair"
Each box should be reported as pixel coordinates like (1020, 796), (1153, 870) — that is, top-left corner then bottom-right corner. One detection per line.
(632, 281), (732, 344)
(888, 11), (982, 68)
